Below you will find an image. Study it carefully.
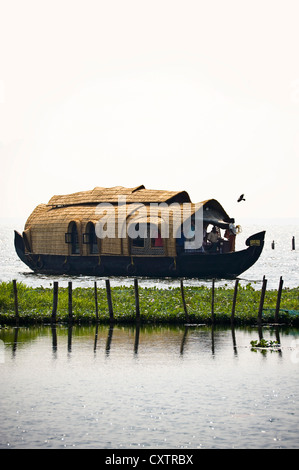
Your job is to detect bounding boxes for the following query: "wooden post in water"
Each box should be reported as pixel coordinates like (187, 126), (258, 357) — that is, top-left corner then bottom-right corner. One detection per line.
(68, 325), (72, 352)
(68, 281), (73, 323)
(105, 325), (114, 355)
(105, 279), (114, 322)
(257, 276), (267, 324)
(231, 279), (239, 324)
(180, 279), (189, 323)
(51, 281), (58, 323)
(134, 278), (140, 322)
(134, 324), (140, 354)
(13, 280), (19, 324)
(94, 281), (99, 321)
(94, 323), (99, 352)
(211, 279), (215, 323)
(275, 276), (284, 323)
(51, 324), (57, 352)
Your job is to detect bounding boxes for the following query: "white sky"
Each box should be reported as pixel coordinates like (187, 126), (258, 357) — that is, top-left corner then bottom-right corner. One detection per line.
(1, 0), (299, 224)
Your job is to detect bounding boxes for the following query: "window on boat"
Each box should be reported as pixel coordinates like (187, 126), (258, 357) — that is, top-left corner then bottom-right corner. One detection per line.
(83, 222), (99, 254)
(65, 222), (80, 255)
(131, 223), (164, 255)
(132, 223), (145, 247)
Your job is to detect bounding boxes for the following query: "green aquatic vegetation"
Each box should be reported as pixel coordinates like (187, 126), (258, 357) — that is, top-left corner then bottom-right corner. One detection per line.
(250, 339), (280, 348)
(0, 281), (298, 325)
(250, 338), (281, 354)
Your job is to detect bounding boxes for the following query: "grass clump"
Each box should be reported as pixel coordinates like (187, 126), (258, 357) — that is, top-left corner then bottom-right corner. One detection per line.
(0, 281), (298, 326)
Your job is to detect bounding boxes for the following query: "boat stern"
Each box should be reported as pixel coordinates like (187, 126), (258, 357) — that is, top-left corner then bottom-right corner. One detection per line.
(14, 230), (35, 271)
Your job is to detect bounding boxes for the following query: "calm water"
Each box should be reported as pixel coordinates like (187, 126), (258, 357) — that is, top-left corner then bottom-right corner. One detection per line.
(1, 219), (298, 290)
(0, 324), (299, 449)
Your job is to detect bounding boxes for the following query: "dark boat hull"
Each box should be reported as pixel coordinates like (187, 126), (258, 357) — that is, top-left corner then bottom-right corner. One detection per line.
(14, 230), (265, 279)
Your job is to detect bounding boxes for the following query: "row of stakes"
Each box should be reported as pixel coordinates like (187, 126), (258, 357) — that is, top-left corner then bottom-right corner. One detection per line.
(12, 275), (284, 325)
(272, 235), (296, 250)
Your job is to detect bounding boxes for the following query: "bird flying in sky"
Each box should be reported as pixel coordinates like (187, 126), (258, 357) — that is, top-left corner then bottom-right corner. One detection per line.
(237, 194), (245, 202)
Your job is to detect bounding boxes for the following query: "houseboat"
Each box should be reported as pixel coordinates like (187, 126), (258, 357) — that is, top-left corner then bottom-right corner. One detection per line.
(14, 185), (265, 278)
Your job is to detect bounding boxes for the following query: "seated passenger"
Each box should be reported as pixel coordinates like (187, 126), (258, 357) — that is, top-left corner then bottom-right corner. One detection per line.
(207, 226), (220, 251)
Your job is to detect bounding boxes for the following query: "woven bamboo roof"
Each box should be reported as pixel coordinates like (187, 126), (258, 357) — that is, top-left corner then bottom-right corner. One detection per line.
(47, 185), (191, 207)
(27, 186), (232, 231)
(23, 186), (233, 257)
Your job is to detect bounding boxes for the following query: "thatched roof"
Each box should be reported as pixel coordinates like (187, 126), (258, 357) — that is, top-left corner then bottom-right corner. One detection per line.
(47, 185), (191, 207)
(24, 185), (233, 257)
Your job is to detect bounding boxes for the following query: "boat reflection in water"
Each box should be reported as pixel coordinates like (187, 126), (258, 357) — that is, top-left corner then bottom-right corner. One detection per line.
(8, 323), (282, 358)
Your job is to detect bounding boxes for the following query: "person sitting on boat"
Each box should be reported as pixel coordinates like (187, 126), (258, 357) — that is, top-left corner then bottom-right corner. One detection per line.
(207, 226), (220, 252)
